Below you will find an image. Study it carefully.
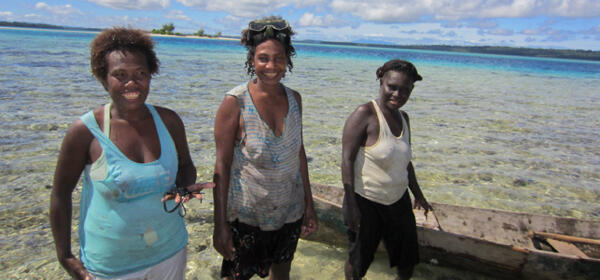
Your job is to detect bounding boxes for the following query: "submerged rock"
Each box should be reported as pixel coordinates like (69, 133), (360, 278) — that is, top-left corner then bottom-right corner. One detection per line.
(513, 178), (534, 187)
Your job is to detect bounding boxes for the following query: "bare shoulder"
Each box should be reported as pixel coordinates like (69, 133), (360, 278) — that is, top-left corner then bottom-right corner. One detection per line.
(215, 95), (241, 140)
(344, 102), (375, 133)
(217, 95), (241, 116)
(287, 87), (302, 107)
(154, 105), (182, 124)
(400, 110), (410, 124)
(215, 95), (241, 135)
(91, 105), (106, 129)
(64, 118), (94, 150)
(68, 118), (93, 137)
(351, 102), (376, 120)
(289, 88), (301, 99)
(400, 110), (409, 118)
(153, 105), (177, 116)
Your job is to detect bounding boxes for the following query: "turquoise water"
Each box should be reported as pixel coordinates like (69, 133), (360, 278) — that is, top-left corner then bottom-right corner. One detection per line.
(1, 27), (599, 279)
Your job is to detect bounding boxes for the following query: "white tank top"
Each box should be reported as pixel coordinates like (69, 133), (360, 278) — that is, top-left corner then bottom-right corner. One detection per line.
(353, 100), (412, 205)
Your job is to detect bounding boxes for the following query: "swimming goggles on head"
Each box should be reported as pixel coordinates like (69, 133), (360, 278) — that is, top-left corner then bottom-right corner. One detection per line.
(248, 19), (290, 32)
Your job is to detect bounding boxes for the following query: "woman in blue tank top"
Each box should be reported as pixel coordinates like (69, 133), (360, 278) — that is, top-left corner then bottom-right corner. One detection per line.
(49, 27), (213, 280)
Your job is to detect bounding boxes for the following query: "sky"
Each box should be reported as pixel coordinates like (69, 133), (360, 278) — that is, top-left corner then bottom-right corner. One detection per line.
(2, 0), (600, 50)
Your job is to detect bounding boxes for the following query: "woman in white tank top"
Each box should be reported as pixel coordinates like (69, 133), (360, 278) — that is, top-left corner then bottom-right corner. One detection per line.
(341, 59), (432, 280)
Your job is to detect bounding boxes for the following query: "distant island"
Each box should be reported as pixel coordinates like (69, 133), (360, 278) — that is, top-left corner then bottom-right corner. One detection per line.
(314, 40), (600, 62)
(1, 21), (102, 32)
(2, 21), (599, 61)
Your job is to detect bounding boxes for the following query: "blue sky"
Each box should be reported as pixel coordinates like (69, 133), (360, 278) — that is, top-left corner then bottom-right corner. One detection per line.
(2, 0), (600, 50)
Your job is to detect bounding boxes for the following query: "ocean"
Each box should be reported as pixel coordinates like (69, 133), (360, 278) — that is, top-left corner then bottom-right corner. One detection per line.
(1, 27), (599, 279)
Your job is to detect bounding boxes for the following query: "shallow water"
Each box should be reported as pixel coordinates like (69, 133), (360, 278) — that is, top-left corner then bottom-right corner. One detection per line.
(1, 27), (599, 279)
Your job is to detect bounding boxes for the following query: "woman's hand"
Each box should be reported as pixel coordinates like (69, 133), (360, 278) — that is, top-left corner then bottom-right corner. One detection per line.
(161, 182), (215, 203)
(413, 195), (433, 216)
(61, 255), (92, 280)
(301, 205), (319, 237)
(185, 182), (216, 201)
(213, 223), (235, 261)
(346, 205), (361, 233)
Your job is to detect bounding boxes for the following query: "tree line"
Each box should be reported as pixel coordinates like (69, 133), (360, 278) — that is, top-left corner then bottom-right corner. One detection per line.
(150, 23), (222, 38)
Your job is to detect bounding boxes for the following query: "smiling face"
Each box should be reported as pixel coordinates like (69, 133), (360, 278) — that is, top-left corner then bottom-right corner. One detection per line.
(102, 50), (151, 110)
(252, 39), (287, 86)
(379, 70), (414, 111)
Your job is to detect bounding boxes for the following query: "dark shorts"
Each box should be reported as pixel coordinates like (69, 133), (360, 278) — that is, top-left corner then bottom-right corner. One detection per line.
(343, 192), (419, 277)
(220, 217), (303, 280)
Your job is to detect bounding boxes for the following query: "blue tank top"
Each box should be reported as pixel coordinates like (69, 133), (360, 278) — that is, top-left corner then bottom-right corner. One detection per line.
(78, 103), (187, 278)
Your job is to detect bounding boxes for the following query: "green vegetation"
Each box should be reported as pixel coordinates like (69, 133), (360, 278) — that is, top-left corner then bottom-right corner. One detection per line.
(151, 23), (175, 35)
(193, 28), (222, 38)
(148, 23), (222, 37)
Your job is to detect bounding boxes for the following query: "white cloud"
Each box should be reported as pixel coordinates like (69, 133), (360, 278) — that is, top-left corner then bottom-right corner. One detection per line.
(166, 10), (191, 21)
(329, 0), (600, 23)
(0, 11), (14, 17)
(35, 2), (84, 16)
(298, 13), (345, 27)
(547, 0), (600, 17)
(363, 33), (385, 37)
(176, 0), (293, 18)
(294, 0), (330, 8)
(438, 0), (534, 21)
(330, 0), (429, 22)
(94, 15), (159, 29)
(87, 0), (170, 10)
(35, 2), (49, 9)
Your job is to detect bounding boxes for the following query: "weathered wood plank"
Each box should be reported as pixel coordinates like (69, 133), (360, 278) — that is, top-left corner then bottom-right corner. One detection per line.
(531, 231), (600, 246)
(546, 239), (589, 258)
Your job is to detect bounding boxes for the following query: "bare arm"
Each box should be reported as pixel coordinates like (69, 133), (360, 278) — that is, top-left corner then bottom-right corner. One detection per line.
(159, 107), (196, 187)
(49, 120), (93, 280)
(293, 91), (318, 237)
(402, 111), (432, 213)
(158, 107), (214, 202)
(212, 95), (240, 260)
(341, 104), (372, 231)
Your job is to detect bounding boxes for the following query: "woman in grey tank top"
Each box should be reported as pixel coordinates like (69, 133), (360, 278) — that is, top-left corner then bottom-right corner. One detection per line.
(212, 16), (318, 280)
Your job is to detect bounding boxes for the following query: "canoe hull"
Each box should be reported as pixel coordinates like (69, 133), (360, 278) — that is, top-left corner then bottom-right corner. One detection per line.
(307, 183), (600, 279)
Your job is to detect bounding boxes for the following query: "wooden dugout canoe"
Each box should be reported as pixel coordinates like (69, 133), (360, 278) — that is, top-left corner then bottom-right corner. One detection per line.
(305, 183), (600, 279)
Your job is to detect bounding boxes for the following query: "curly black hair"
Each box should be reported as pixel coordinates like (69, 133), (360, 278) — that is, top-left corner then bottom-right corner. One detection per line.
(240, 16), (296, 76)
(90, 27), (159, 82)
(376, 59), (422, 83)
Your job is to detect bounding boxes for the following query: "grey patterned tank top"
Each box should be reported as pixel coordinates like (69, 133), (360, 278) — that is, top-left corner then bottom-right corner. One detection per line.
(226, 82), (305, 230)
